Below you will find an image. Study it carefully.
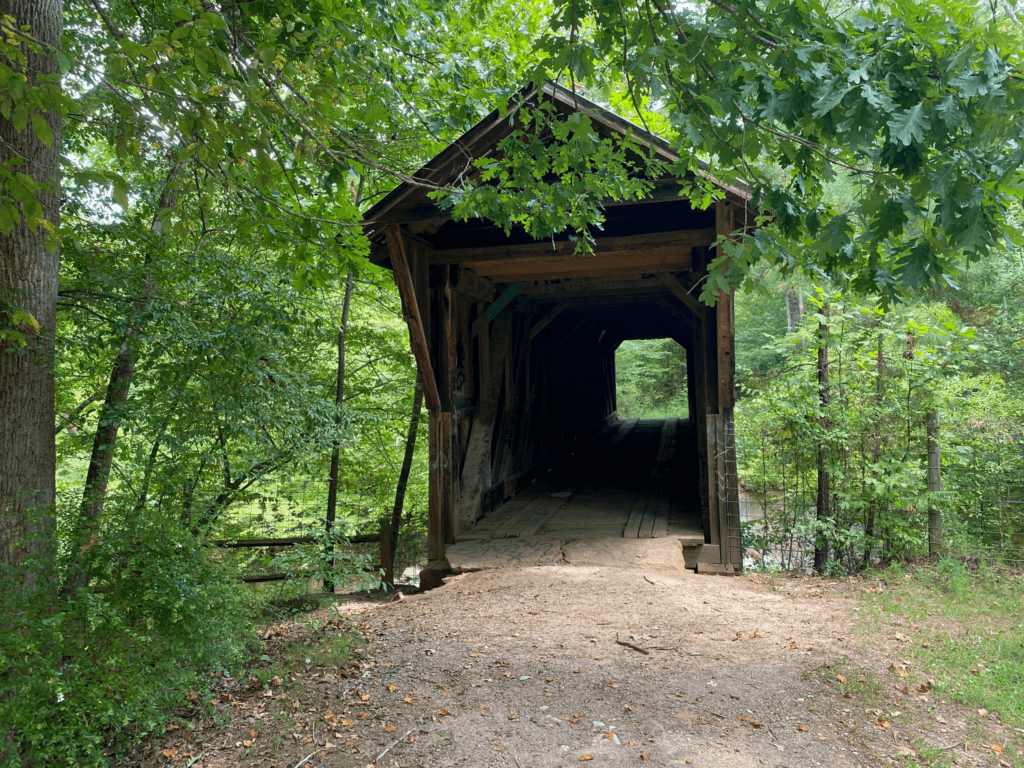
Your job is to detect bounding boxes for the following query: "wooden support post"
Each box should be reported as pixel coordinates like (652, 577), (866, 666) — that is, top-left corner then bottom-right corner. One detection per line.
(715, 201), (743, 570)
(428, 410), (454, 561)
(386, 224), (442, 413)
(441, 268), (457, 413)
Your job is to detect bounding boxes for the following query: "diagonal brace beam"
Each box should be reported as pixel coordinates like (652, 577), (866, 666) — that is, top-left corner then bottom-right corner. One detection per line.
(656, 272), (705, 318)
(386, 224), (442, 412)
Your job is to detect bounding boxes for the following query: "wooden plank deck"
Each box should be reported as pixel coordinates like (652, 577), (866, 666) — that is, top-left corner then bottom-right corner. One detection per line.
(459, 417), (706, 546)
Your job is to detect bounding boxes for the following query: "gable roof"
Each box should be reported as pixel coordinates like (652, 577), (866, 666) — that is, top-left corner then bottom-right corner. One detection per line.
(361, 81), (751, 245)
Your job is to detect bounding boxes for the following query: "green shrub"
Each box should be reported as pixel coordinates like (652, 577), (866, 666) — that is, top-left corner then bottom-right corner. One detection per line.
(0, 516), (256, 767)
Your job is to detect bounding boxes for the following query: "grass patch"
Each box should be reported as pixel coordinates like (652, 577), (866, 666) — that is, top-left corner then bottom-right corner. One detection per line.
(858, 559), (1024, 729)
(279, 628), (364, 670)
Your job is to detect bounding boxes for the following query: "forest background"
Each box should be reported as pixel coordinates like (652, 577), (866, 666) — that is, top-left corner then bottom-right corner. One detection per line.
(3, 0), (1024, 764)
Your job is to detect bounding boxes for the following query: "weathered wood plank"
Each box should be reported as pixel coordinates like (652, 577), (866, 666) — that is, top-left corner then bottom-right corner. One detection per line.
(605, 418), (638, 451)
(457, 313), (513, 528)
(623, 488), (651, 539)
(641, 419), (676, 538)
(386, 225), (442, 413)
(520, 274), (668, 298)
(481, 252), (693, 283)
(431, 228), (714, 264)
(456, 267), (496, 302)
(491, 489), (576, 539)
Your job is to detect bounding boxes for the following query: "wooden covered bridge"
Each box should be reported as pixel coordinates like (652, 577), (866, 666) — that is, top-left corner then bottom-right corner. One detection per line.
(363, 83), (750, 586)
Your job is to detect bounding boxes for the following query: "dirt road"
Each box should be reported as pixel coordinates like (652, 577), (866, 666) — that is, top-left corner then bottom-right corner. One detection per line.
(135, 564), (1013, 768)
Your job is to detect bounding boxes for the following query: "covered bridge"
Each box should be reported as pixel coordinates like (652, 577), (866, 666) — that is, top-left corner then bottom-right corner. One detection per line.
(363, 83), (752, 586)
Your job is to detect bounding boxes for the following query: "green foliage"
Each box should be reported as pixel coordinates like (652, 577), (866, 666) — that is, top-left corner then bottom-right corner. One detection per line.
(737, 291), (986, 571)
(440, 102), (664, 249)
(519, 0), (1024, 301)
(0, 517), (255, 768)
(264, 529), (381, 593)
(615, 339), (689, 418)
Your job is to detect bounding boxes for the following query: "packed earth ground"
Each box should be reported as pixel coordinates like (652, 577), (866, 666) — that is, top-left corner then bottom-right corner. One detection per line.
(126, 562), (1023, 768)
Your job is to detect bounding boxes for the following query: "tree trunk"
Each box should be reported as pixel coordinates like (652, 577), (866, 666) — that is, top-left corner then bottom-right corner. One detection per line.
(383, 386), (423, 586)
(814, 303), (831, 574)
(323, 266), (355, 593)
(862, 332), (883, 569)
(784, 289), (803, 333)
(0, 0), (62, 585)
(65, 179), (177, 590)
(926, 410), (941, 559)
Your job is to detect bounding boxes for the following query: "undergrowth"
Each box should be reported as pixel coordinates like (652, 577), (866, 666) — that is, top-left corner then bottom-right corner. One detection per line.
(0, 518), (256, 768)
(859, 559), (1024, 729)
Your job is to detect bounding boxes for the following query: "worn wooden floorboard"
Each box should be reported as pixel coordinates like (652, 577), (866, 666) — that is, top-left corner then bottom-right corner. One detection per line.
(462, 416), (707, 546)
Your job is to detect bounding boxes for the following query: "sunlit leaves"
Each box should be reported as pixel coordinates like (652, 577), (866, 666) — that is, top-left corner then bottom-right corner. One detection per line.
(524, 0), (1024, 302)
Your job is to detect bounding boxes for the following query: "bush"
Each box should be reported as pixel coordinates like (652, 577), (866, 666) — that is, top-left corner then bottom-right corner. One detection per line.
(0, 515), (255, 767)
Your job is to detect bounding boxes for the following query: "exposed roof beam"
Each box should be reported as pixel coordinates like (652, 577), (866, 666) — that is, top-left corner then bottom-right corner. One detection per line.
(519, 275), (671, 300)
(430, 228), (714, 265)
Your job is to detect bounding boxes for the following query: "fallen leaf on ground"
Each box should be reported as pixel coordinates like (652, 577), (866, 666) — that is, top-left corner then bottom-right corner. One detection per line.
(384, 726), (396, 734)
(580, 756), (594, 761)
(836, 674), (846, 683)
(796, 724), (807, 732)
(990, 744), (1003, 755)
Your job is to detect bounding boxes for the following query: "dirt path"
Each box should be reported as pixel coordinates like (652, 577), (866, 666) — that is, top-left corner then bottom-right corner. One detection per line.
(133, 566), (1014, 768)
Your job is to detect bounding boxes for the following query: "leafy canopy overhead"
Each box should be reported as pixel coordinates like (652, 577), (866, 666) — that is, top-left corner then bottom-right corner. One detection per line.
(450, 0), (1024, 304)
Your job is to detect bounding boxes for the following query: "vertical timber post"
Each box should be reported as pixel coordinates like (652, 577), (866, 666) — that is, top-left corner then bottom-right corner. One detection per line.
(386, 226), (450, 587)
(715, 200), (742, 570)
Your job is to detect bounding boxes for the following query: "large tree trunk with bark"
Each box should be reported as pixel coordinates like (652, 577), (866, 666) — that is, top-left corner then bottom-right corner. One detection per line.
(0, 0), (62, 583)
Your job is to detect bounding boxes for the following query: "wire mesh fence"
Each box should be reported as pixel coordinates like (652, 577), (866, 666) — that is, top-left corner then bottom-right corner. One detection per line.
(214, 476), (330, 541)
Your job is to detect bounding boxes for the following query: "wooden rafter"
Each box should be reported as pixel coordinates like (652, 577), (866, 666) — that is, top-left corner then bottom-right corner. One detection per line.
(528, 301), (570, 341)
(385, 224), (442, 412)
